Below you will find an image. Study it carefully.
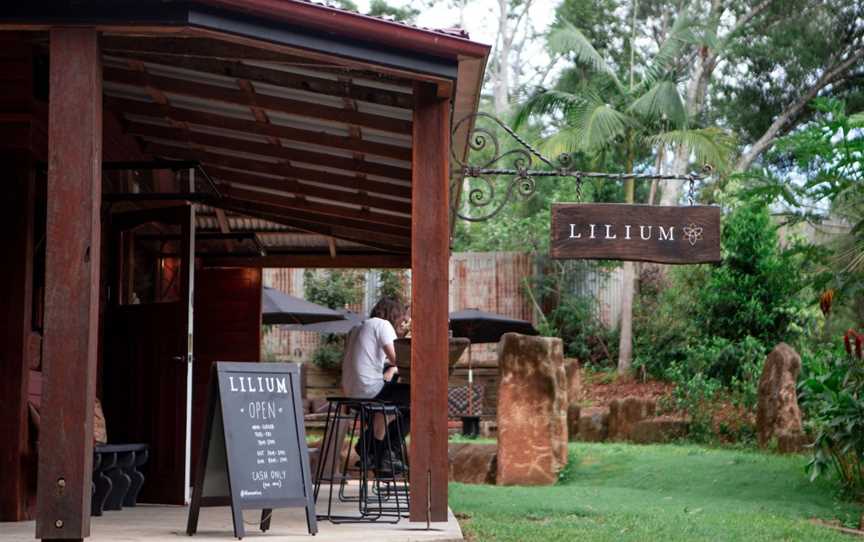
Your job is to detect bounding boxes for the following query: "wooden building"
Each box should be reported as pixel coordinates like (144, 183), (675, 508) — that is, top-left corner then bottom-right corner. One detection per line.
(0, 1), (489, 539)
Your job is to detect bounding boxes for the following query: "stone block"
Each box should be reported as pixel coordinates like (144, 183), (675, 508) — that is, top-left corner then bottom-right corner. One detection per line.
(576, 407), (609, 442)
(496, 333), (567, 485)
(608, 397), (656, 440)
(628, 416), (689, 444)
(567, 404), (581, 441)
(449, 443), (497, 484)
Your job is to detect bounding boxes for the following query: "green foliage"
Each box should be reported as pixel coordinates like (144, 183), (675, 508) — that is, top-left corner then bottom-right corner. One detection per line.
(695, 202), (807, 345)
(451, 443), (862, 541)
(530, 260), (618, 365)
(311, 335), (345, 370)
(376, 269), (408, 304)
(800, 335), (864, 499)
(367, 0), (419, 22)
(714, 1), (864, 146)
(304, 269), (364, 309)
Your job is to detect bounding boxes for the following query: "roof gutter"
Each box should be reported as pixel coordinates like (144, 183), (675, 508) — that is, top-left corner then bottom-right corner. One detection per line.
(196, 0), (491, 60)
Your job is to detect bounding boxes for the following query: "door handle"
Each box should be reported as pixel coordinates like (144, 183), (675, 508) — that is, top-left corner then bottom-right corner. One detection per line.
(171, 355), (186, 363)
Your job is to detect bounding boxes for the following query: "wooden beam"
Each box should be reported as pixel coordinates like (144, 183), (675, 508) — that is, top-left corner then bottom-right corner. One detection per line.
(142, 142), (413, 200)
(105, 96), (411, 161)
(37, 28), (102, 540)
(328, 237), (337, 259)
(203, 253), (411, 268)
(126, 121), (411, 181)
(215, 200), (411, 251)
(102, 51), (414, 110)
(103, 67), (412, 135)
(205, 166), (411, 215)
(409, 83), (450, 523)
(219, 184), (411, 230)
(214, 208), (234, 252)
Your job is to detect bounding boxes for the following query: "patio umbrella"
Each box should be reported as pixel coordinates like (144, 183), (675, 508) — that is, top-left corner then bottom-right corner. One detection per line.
(261, 286), (346, 325)
(449, 308), (539, 418)
(449, 308), (539, 344)
(287, 309), (364, 334)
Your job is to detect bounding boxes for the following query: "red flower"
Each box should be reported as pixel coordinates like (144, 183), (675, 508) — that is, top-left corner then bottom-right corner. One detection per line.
(856, 331), (863, 360)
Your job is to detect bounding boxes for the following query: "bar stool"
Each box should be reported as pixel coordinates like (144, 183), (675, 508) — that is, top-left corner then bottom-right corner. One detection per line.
(313, 397), (409, 523)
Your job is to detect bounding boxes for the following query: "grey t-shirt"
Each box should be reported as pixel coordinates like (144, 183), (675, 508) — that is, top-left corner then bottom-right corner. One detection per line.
(341, 317), (397, 398)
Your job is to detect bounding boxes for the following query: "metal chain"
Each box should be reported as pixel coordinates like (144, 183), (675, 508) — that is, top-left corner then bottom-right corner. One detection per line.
(575, 175), (583, 202)
(687, 177), (696, 206)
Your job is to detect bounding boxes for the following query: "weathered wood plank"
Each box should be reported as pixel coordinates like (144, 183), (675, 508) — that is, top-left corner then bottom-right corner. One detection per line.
(550, 203), (722, 264)
(36, 28), (102, 541)
(409, 82), (450, 523)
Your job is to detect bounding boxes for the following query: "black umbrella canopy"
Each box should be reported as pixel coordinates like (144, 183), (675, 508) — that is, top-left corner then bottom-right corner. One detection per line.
(449, 308), (539, 344)
(286, 309), (364, 334)
(261, 286), (346, 325)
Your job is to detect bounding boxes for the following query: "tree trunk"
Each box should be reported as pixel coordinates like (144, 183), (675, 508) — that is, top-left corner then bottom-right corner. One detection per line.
(617, 261), (635, 374)
(617, 164), (636, 374)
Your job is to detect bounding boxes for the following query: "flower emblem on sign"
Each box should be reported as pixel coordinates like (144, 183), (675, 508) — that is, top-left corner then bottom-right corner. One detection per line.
(682, 223), (704, 246)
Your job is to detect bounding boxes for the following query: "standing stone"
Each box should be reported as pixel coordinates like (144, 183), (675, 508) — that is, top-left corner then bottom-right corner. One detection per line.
(756, 343), (805, 451)
(608, 397), (656, 441)
(564, 358), (582, 441)
(564, 357), (582, 404)
(496, 333), (567, 485)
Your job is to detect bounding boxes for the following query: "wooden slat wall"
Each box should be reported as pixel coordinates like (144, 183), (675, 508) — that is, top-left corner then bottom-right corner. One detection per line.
(192, 267), (262, 478)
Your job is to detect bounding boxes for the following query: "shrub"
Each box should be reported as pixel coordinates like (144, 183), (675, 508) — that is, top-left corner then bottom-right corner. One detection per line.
(377, 269), (408, 304)
(304, 269), (364, 309)
(695, 202), (806, 346)
(311, 335), (345, 370)
(800, 330), (864, 499)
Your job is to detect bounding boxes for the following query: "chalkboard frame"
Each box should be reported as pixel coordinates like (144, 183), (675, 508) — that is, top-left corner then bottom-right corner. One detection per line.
(186, 362), (317, 539)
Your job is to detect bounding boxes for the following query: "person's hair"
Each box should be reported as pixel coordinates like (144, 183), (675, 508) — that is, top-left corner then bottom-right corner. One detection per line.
(370, 297), (406, 329)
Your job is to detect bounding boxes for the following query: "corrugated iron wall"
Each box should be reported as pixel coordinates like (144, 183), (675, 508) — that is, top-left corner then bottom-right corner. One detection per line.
(569, 264), (625, 328)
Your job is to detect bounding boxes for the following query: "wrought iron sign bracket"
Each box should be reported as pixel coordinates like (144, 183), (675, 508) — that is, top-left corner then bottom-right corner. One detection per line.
(450, 112), (712, 222)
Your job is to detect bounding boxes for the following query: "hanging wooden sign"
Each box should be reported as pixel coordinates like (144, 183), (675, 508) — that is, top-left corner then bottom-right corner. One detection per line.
(186, 362), (316, 539)
(550, 203), (721, 264)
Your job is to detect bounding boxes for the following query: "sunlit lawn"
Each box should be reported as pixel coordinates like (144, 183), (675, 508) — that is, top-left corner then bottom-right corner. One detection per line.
(450, 442), (862, 542)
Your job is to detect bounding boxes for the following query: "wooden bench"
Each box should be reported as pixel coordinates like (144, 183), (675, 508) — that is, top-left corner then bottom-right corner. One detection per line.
(91, 444), (149, 516)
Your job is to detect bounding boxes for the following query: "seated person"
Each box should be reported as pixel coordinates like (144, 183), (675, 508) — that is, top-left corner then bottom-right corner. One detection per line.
(340, 297), (409, 471)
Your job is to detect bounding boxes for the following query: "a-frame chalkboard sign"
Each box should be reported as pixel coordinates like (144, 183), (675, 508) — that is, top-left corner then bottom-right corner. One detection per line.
(186, 362), (317, 539)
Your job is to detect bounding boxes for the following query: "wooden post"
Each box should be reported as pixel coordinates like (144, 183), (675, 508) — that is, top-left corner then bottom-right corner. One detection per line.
(409, 82), (450, 523)
(36, 28), (102, 541)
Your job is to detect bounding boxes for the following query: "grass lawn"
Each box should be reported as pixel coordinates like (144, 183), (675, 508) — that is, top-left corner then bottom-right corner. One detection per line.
(450, 442), (862, 542)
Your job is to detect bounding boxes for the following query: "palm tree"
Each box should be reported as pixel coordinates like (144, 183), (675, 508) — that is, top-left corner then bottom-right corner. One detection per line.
(515, 13), (734, 375)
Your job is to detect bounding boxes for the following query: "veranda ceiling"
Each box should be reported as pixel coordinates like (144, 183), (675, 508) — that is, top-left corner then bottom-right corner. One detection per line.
(2, 0), (489, 262)
(102, 34), (417, 256)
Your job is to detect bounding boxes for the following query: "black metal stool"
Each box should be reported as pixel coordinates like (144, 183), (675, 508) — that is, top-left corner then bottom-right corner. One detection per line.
(313, 397), (409, 523)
